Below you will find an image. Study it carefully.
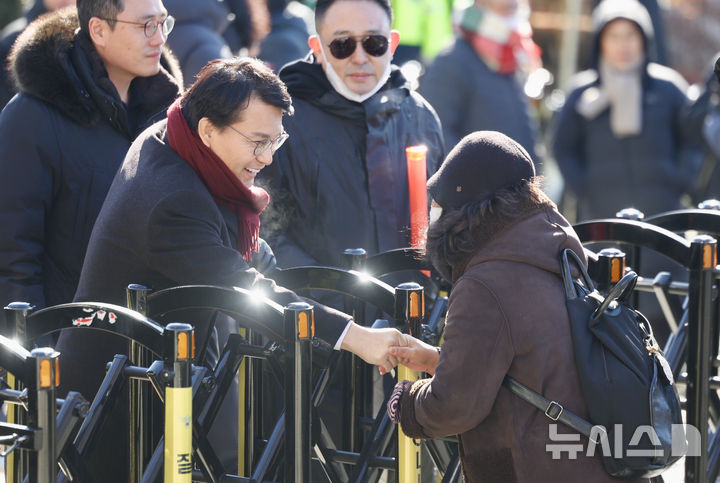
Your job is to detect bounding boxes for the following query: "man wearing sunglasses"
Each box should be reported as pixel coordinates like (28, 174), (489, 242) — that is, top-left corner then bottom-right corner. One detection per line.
(259, 0), (444, 275)
(0, 0), (180, 345)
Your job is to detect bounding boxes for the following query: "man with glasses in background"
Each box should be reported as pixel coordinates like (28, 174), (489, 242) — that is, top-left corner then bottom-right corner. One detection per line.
(0, 0), (181, 332)
(258, 0), (444, 273)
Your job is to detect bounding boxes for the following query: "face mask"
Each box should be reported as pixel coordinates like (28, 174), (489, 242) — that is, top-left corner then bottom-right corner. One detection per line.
(430, 201), (443, 224)
(319, 42), (392, 104)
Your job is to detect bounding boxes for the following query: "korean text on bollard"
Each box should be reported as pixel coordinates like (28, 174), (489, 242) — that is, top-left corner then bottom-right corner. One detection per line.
(4, 301), (33, 483)
(686, 235), (717, 483)
(395, 282), (424, 482)
(162, 323), (194, 483)
(284, 302), (313, 483)
(29, 347), (60, 483)
(126, 284), (155, 482)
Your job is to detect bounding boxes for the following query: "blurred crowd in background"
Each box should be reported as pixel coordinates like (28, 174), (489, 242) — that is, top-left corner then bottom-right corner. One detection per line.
(2, 0), (720, 223)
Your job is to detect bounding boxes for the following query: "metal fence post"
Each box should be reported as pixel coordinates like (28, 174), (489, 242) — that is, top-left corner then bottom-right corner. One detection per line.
(283, 302), (313, 483)
(4, 301), (33, 483)
(616, 208), (645, 308)
(162, 323), (194, 483)
(343, 248), (369, 451)
(127, 284), (155, 483)
(29, 347), (60, 483)
(686, 235), (717, 483)
(594, 248), (626, 293)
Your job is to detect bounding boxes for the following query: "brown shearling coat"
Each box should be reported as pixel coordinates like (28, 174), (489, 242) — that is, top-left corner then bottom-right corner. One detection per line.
(397, 206), (646, 483)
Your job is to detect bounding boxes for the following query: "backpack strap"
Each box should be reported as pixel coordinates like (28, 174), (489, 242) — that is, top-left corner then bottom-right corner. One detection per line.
(502, 376), (596, 438)
(561, 248), (596, 299)
(591, 270), (638, 321)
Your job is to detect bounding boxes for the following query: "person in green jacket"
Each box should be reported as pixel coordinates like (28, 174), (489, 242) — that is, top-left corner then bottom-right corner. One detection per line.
(390, 0), (453, 65)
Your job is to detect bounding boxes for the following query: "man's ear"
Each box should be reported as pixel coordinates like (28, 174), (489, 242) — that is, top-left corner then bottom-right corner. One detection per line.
(197, 117), (215, 148)
(389, 30), (401, 55)
(87, 17), (108, 48)
(308, 35), (323, 65)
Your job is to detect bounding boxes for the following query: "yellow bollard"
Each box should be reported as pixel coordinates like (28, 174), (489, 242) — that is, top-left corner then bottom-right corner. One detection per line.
(397, 365), (422, 482)
(163, 323), (194, 482)
(394, 283), (425, 482)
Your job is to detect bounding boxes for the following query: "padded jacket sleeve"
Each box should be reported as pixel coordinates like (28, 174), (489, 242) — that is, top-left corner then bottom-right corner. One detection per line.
(0, 98), (60, 316)
(145, 189), (350, 345)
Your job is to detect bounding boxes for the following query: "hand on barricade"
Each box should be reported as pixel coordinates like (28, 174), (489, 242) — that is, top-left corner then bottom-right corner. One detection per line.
(386, 334), (440, 376)
(341, 323), (406, 374)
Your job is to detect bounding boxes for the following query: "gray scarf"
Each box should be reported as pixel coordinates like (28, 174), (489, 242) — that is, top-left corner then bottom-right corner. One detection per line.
(576, 58), (644, 138)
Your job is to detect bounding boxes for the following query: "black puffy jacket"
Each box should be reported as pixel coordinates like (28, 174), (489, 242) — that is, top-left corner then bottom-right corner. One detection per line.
(259, 57), (444, 268)
(0, 9), (181, 318)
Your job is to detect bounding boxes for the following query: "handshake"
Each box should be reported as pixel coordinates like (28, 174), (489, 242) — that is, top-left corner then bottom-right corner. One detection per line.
(340, 323), (441, 376)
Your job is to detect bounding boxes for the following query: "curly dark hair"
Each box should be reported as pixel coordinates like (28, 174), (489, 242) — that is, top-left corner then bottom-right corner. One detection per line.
(425, 177), (554, 281)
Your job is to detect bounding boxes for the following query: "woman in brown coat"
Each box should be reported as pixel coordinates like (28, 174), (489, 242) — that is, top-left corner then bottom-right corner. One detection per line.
(386, 131), (641, 482)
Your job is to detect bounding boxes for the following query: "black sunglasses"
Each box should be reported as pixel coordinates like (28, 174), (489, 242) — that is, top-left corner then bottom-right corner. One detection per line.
(327, 35), (389, 59)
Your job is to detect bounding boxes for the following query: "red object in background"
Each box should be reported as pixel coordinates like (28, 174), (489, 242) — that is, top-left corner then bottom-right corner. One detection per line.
(406, 145), (428, 250)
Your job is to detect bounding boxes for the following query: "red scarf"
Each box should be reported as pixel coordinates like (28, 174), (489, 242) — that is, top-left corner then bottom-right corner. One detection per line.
(166, 98), (270, 262)
(461, 27), (541, 75)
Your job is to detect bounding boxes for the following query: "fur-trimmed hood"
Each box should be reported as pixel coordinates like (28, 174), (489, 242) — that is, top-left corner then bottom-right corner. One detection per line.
(8, 7), (182, 129)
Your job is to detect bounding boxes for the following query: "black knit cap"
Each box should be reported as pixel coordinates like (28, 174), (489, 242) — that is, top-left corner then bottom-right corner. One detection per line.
(427, 131), (535, 210)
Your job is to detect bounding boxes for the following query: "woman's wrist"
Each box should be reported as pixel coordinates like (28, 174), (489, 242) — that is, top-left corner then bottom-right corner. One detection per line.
(425, 346), (441, 375)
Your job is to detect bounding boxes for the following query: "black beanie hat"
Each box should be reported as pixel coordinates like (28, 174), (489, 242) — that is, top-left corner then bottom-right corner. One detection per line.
(427, 131), (535, 210)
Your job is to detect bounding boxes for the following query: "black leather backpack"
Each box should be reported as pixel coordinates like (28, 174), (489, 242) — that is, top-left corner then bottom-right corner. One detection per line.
(504, 248), (686, 479)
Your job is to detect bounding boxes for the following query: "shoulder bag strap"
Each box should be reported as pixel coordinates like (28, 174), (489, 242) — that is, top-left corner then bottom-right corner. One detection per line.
(502, 376), (596, 438)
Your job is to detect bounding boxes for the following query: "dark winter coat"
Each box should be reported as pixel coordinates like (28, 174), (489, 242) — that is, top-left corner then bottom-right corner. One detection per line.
(259, 58), (445, 268)
(0, 0), (46, 109)
(395, 206), (641, 483)
(419, 37), (539, 162)
(74, 118), (351, 352)
(552, 2), (698, 221)
(66, 119), (353, 479)
(165, 0), (232, 88)
(0, 9), (181, 320)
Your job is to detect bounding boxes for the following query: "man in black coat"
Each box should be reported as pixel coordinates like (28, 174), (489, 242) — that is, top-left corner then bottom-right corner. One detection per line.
(258, 0), (444, 270)
(0, 0), (181, 324)
(71, 58), (405, 477)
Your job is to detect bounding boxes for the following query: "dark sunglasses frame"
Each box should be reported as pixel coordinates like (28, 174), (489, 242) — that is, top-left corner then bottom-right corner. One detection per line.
(327, 34), (390, 59)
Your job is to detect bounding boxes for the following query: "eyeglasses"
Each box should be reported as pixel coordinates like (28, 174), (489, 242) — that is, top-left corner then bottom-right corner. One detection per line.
(326, 34), (389, 59)
(99, 15), (175, 38)
(227, 126), (289, 156)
